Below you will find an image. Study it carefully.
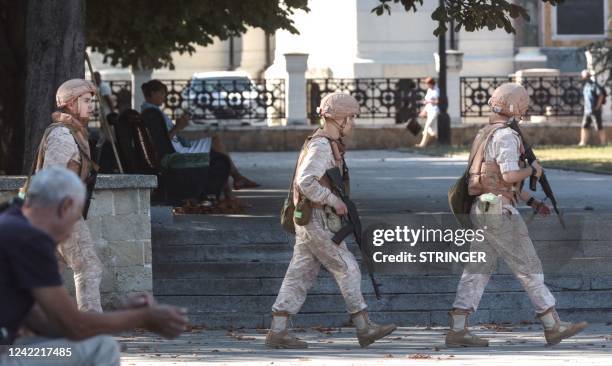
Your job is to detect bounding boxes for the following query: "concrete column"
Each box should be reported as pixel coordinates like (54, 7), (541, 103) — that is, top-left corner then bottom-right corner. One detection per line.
(284, 53), (309, 125)
(130, 66), (153, 110)
(436, 50), (464, 124)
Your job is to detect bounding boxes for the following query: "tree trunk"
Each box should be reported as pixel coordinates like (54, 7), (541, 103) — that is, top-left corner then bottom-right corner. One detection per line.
(23, 0), (85, 172)
(0, 1), (26, 174)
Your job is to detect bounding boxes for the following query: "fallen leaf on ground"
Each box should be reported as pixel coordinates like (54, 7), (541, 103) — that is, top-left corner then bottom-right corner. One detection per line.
(482, 323), (512, 332)
(226, 331), (256, 341)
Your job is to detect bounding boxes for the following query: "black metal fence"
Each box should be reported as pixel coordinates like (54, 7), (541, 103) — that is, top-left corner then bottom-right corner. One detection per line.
(93, 76), (591, 124)
(92, 79), (285, 124)
(162, 79), (285, 123)
(460, 76), (585, 117)
(307, 78), (427, 124)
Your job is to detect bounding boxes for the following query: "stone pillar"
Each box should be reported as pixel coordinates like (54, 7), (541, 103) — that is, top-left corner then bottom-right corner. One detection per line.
(284, 53), (309, 125)
(436, 50), (464, 124)
(130, 66), (153, 110)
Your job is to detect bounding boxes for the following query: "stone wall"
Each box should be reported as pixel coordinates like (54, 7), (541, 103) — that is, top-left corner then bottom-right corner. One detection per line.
(182, 123), (612, 151)
(0, 175), (157, 309)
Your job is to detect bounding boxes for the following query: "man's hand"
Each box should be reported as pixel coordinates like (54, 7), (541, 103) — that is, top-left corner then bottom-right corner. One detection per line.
(531, 160), (543, 178)
(334, 200), (348, 216)
(121, 292), (156, 309)
(176, 114), (190, 130)
(145, 305), (189, 339)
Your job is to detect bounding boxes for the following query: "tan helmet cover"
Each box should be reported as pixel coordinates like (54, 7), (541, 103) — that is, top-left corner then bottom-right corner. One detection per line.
(317, 92), (360, 120)
(487, 83), (529, 118)
(56, 79), (96, 108)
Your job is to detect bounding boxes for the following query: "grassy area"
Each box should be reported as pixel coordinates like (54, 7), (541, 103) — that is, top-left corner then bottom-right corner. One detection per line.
(402, 145), (612, 174)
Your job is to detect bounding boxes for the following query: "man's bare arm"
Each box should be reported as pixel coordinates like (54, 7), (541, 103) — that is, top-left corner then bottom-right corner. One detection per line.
(23, 304), (65, 337)
(596, 94), (604, 110)
(104, 96), (114, 113)
(32, 286), (188, 340)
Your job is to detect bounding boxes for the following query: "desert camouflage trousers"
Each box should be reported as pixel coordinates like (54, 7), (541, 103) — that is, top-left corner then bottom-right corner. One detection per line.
(452, 199), (556, 314)
(272, 208), (367, 315)
(57, 218), (103, 312)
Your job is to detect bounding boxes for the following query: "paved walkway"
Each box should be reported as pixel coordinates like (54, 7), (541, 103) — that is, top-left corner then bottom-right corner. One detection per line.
(142, 150), (612, 365)
(118, 324), (612, 365)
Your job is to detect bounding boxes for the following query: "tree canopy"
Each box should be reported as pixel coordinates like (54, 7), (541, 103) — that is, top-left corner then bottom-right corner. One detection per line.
(87, 0), (309, 70)
(372, 0), (564, 36)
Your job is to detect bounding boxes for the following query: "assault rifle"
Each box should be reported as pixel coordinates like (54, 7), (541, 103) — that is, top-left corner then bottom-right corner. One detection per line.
(507, 119), (566, 228)
(325, 167), (382, 300)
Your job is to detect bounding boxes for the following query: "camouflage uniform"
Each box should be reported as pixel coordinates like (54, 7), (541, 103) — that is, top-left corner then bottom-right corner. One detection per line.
(452, 127), (555, 313)
(34, 79), (103, 313)
(446, 83), (587, 347)
(272, 136), (367, 315)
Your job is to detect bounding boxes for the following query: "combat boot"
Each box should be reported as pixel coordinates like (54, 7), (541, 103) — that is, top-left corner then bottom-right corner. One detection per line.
(265, 312), (308, 349)
(445, 309), (489, 348)
(351, 310), (397, 348)
(537, 307), (588, 346)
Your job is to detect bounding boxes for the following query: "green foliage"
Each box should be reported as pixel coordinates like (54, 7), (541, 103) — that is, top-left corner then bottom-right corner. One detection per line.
(372, 0), (564, 36)
(87, 0), (309, 69)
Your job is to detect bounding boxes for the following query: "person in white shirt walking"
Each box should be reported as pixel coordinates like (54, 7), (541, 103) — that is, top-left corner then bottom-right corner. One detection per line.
(417, 77), (439, 148)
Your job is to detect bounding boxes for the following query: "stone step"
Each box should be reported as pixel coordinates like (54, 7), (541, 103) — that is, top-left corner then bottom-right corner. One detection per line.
(152, 222), (291, 246)
(152, 258), (612, 279)
(152, 240), (611, 264)
(156, 290), (612, 322)
(153, 274), (587, 296)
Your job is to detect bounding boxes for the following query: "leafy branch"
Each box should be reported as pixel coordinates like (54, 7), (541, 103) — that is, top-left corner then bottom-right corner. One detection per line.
(372, 0), (564, 36)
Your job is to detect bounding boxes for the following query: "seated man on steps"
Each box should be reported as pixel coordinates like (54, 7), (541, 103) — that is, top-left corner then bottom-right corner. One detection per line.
(140, 79), (259, 199)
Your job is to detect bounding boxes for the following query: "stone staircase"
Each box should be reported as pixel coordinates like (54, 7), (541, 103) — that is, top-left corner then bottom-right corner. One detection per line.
(151, 213), (612, 329)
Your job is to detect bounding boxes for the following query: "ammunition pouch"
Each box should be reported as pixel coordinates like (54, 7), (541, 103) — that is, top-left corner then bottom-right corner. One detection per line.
(294, 196), (312, 226)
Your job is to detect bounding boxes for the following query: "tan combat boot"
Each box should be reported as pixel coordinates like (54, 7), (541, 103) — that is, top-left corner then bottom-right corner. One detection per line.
(351, 310), (397, 348)
(445, 309), (489, 348)
(265, 312), (308, 349)
(537, 307), (588, 346)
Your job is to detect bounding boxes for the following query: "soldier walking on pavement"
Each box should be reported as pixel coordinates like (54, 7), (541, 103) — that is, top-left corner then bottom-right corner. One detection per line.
(446, 83), (588, 347)
(31, 79), (103, 312)
(266, 92), (397, 349)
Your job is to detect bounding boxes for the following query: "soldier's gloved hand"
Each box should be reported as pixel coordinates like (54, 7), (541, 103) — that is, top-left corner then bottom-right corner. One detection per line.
(531, 160), (543, 178)
(333, 200), (348, 216)
(532, 200), (551, 217)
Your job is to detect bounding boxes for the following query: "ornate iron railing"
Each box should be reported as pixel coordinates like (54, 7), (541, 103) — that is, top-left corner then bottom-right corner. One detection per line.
(307, 78), (428, 124)
(460, 76), (585, 117)
(161, 78), (285, 123)
(92, 79), (285, 123)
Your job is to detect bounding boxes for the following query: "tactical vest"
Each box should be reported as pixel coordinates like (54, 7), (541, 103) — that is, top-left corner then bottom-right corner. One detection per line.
(467, 122), (524, 204)
(34, 122), (95, 182)
(292, 133), (348, 208)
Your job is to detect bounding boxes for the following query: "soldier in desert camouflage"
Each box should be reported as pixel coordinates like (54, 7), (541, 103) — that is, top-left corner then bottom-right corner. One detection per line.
(266, 92), (396, 349)
(32, 79), (103, 312)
